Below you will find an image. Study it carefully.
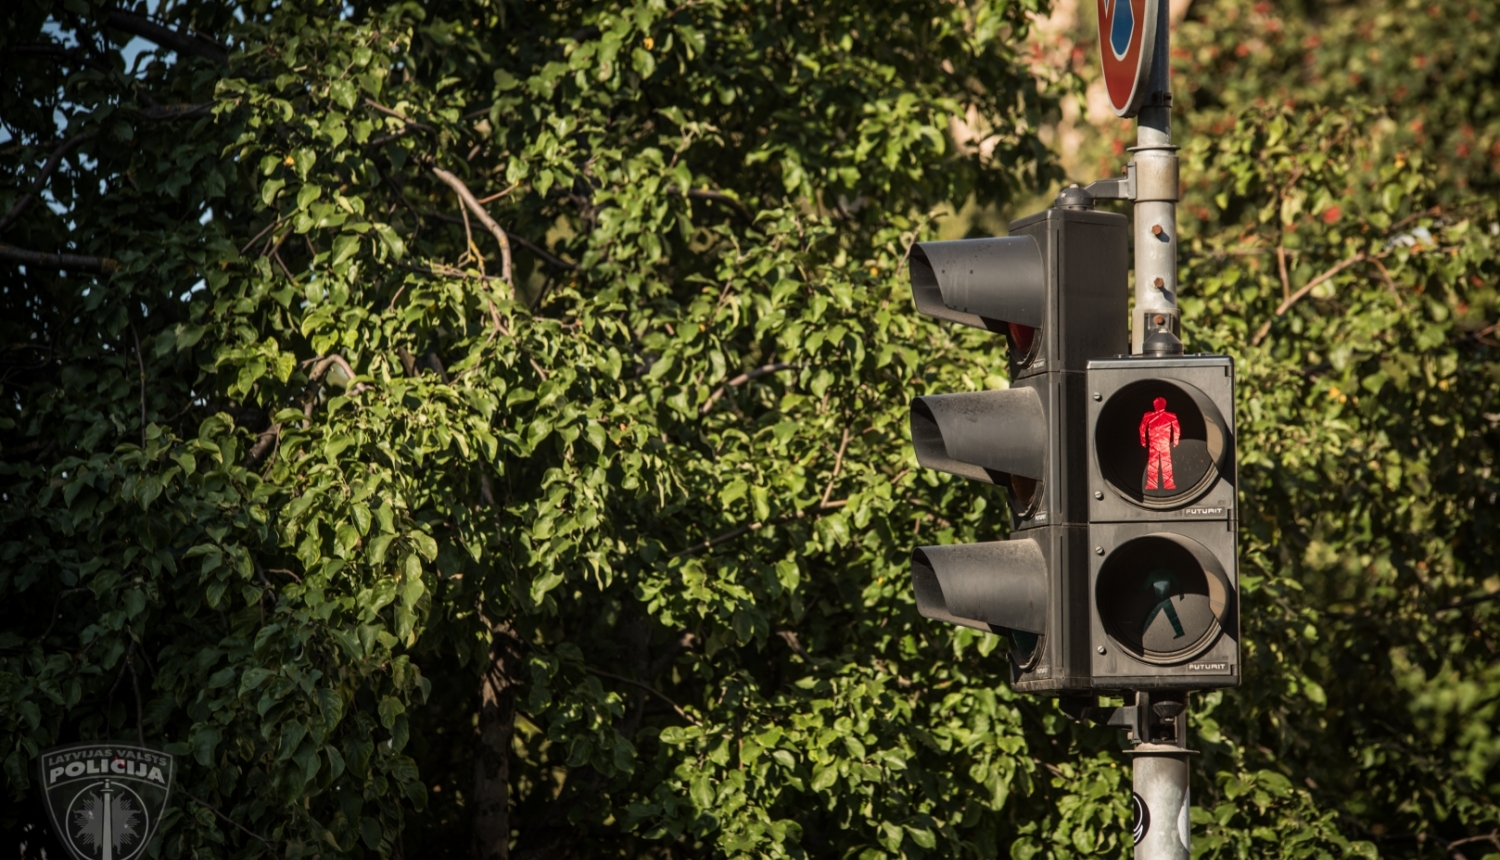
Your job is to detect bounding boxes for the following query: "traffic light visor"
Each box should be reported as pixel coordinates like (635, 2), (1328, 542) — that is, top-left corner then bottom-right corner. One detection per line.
(908, 236), (1045, 332)
(912, 540), (1048, 634)
(910, 388), (1046, 487)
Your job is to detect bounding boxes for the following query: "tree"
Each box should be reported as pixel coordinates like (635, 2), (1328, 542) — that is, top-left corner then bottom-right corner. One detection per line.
(2, 1), (1498, 859)
(3, 0), (1068, 855)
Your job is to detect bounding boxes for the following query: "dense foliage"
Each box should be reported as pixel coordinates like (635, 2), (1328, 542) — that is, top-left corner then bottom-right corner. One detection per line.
(1, 0), (1496, 858)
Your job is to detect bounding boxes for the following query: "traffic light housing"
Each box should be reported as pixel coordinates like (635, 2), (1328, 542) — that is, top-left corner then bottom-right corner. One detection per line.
(907, 202), (1128, 693)
(1085, 355), (1240, 689)
(910, 206), (1129, 380)
(909, 206), (1128, 529)
(910, 376), (1087, 528)
(913, 525), (1093, 691)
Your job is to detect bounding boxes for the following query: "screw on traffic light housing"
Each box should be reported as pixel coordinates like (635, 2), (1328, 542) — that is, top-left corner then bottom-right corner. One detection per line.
(1085, 355), (1241, 689)
(906, 202), (1127, 694)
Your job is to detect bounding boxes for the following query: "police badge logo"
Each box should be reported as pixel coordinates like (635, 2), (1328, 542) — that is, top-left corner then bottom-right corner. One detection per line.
(38, 742), (175, 860)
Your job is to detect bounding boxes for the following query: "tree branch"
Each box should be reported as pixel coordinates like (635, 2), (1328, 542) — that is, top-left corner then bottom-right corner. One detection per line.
(105, 11), (229, 65)
(670, 499), (847, 559)
(432, 168), (513, 290)
(0, 130), (99, 233)
(510, 231), (578, 271)
(1276, 245), (1292, 305)
(138, 102), (216, 121)
(820, 427), (851, 508)
(775, 627), (813, 661)
(458, 197), (483, 276)
(244, 423), (281, 469)
(476, 184), (520, 205)
(127, 652), (146, 745)
(302, 354), (370, 393)
(1443, 832), (1500, 853)
(0, 243), (120, 273)
(364, 98), (433, 130)
(8, 42), (111, 73)
(424, 211), (576, 271)
(1437, 591), (1500, 612)
(584, 667), (700, 726)
(701, 362), (800, 413)
(682, 188), (756, 226)
(1251, 252), (1378, 346)
(1386, 205), (1443, 236)
(398, 261), (505, 282)
(129, 319), (147, 446)
(179, 789), (276, 846)
(644, 632), (698, 681)
(38, 589), (91, 641)
(238, 216), (287, 256)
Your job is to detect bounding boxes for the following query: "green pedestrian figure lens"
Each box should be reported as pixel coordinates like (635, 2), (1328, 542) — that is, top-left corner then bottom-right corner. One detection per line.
(1141, 569), (1186, 640)
(1095, 535), (1234, 664)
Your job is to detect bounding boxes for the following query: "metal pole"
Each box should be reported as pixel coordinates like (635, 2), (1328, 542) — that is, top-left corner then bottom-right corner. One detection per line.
(1131, 2), (1179, 355)
(1130, 694), (1192, 860)
(1132, 11), (1191, 855)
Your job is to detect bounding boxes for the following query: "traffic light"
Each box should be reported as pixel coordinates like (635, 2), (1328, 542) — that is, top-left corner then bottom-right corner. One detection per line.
(907, 199), (1127, 693)
(912, 526), (1091, 689)
(1085, 355), (1241, 689)
(908, 202), (1129, 528)
(909, 197), (1131, 381)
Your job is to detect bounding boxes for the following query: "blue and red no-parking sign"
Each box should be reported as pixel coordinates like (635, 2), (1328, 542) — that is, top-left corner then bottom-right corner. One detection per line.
(1097, 0), (1161, 117)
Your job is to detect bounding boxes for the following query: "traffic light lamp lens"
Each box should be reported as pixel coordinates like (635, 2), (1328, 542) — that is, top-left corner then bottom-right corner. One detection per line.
(1010, 630), (1042, 669)
(1095, 534), (1232, 664)
(1095, 379), (1230, 509)
(1009, 474), (1041, 515)
(1007, 322), (1039, 367)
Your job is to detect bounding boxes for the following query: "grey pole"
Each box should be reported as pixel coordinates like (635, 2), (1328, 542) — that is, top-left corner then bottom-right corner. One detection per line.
(1131, 1), (1180, 355)
(1130, 694), (1192, 860)
(1131, 7), (1191, 858)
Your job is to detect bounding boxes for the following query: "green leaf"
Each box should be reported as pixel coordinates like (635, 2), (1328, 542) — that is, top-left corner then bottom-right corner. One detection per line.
(331, 233), (360, 268)
(297, 183), (323, 210)
(372, 222), (405, 260)
(191, 726), (222, 767)
(810, 764), (838, 792)
(378, 696), (405, 730)
(690, 774), (714, 808)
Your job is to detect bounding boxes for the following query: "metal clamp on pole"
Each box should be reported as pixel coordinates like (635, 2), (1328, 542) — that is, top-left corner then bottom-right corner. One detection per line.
(1084, 163), (1136, 202)
(1062, 692), (1194, 859)
(1126, 691), (1193, 860)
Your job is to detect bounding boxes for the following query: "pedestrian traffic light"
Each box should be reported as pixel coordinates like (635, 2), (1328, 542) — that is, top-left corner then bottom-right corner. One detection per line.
(907, 196), (1128, 693)
(1085, 355), (1240, 689)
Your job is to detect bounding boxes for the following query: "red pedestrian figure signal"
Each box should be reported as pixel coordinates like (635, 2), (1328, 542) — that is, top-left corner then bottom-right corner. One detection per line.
(1139, 397), (1180, 490)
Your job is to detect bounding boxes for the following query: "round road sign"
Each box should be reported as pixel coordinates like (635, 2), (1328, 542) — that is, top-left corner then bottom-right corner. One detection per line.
(1097, 0), (1161, 117)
